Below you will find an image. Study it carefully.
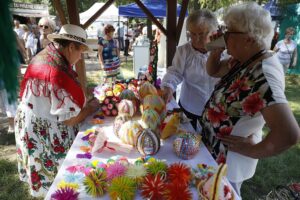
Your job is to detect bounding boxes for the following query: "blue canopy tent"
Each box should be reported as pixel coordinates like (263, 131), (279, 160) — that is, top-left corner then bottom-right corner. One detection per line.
(118, 0), (185, 18)
(264, 0), (281, 19)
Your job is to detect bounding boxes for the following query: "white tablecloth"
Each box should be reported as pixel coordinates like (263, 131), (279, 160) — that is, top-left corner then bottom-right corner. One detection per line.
(45, 101), (241, 200)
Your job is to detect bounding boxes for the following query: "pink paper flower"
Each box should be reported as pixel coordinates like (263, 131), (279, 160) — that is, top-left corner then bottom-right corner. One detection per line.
(107, 104), (113, 110)
(112, 109), (118, 116)
(102, 105), (107, 111)
(105, 110), (111, 116)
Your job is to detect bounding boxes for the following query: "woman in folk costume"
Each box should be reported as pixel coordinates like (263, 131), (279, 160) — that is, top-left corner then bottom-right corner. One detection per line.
(15, 24), (99, 197)
(98, 24), (121, 83)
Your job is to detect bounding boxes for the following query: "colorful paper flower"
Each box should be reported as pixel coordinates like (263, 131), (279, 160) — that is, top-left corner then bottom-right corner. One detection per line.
(108, 176), (136, 200)
(141, 174), (166, 200)
(51, 187), (79, 200)
(164, 182), (192, 200)
(57, 180), (79, 190)
(106, 162), (127, 181)
(125, 164), (147, 185)
(146, 159), (168, 176)
(83, 169), (107, 197)
(167, 163), (191, 185)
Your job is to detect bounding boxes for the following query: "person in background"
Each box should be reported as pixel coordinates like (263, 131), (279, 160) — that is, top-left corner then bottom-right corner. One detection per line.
(98, 24), (121, 83)
(116, 22), (125, 51)
(22, 24), (35, 63)
(15, 24), (100, 197)
(161, 9), (219, 131)
(203, 2), (300, 196)
(124, 21), (133, 56)
(14, 19), (24, 40)
(274, 27), (298, 72)
(37, 17), (56, 52)
(97, 23), (105, 39)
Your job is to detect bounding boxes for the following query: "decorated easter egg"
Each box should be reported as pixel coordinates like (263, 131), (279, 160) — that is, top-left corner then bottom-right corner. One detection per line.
(140, 109), (161, 132)
(142, 95), (166, 119)
(118, 120), (143, 146)
(119, 89), (136, 100)
(113, 114), (132, 137)
(173, 133), (201, 160)
(136, 129), (160, 156)
(118, 99), (136, 117)
(119, 89), (139, 111)
(139, 81), (158, 100)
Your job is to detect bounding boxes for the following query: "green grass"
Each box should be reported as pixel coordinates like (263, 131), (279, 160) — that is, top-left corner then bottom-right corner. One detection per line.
(241, 74), (300, 200)
(0, 159), (42, 200)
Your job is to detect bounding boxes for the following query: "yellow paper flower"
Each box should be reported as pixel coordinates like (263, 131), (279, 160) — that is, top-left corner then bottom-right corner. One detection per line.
(57, 180), (79, 190)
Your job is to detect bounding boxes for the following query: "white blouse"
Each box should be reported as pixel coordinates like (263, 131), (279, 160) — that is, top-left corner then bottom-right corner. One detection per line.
(161, 42), (219, 116)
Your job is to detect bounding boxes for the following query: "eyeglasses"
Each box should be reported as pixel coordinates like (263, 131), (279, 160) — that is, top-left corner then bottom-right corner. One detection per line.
(39, 25), (49, 29)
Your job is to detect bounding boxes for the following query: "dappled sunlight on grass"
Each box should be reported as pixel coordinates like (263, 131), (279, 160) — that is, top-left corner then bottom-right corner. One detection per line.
(242, 74), (300, 200)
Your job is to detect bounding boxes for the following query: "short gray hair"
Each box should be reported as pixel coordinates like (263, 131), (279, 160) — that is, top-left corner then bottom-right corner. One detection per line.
(223, 2), (274, 49)
(186, 9), (218, 32)
(38, 17), (56, 32)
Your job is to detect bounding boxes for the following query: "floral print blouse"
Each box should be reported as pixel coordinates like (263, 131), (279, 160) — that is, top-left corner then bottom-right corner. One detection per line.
(200, 54), (287, 182)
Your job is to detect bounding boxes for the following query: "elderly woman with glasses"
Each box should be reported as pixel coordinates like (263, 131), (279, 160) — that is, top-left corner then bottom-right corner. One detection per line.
(15, 24), (100, 197)
(38, 17), (56, 51)
(202, 2), (300, 195)
(161, 9), (219, 131)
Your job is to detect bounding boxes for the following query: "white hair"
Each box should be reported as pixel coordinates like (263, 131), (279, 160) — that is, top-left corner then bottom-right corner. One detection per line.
(224, 2), (274, 49)
(38, 17), (56, 32)
(186, 9), (218, 32)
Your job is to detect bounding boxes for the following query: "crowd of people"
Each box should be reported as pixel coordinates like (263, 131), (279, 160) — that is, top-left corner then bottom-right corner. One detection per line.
(0, 1), (299, 198)
(13, 17), (57, 64)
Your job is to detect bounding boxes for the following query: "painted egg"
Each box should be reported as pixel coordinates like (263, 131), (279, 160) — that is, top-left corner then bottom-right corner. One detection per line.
(139, 81), (157, 100)
(136, 129), (160, 156)
(173, 133), (201, 160)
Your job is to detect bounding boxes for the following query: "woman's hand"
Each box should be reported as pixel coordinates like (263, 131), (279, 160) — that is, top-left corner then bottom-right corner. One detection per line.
(86, 98), (100, 114)
(218, 134), (256, 156)
(161, 86), (174, 103)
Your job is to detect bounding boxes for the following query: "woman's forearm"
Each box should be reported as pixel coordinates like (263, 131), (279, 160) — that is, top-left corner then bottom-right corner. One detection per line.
(248, 129), (300, 159)
(63, 106), (93, 126)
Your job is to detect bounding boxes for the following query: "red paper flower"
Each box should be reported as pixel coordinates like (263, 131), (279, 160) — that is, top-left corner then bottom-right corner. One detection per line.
(111, 109), (118, 116)
(104, 98), (110, 104)
(141, 174), (166, 200)
(167, 163), (191, 186)
(102, 105), (107, 111)
(107, 104), (113, 110)
(242, 92), (265, 115)
(105, 110), (111, 116)
(207, 104), (228, 127)
(164, 182), (192, 200)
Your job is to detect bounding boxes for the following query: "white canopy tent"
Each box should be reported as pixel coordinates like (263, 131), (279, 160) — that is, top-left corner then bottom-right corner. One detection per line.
(80, 3), (125, 39)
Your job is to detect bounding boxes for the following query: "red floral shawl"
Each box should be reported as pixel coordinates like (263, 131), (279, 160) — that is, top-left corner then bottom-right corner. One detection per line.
(20, 43), (85, 108)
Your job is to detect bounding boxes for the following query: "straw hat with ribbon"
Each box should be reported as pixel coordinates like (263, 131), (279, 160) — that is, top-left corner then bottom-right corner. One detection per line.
(47, 24), (92, 52)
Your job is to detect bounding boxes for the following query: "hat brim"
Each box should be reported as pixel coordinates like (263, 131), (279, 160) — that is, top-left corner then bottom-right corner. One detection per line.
(47, 33), (93, 53)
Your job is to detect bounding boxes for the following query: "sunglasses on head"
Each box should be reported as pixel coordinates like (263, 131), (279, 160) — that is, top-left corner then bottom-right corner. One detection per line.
(39, 25), (49, 29)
